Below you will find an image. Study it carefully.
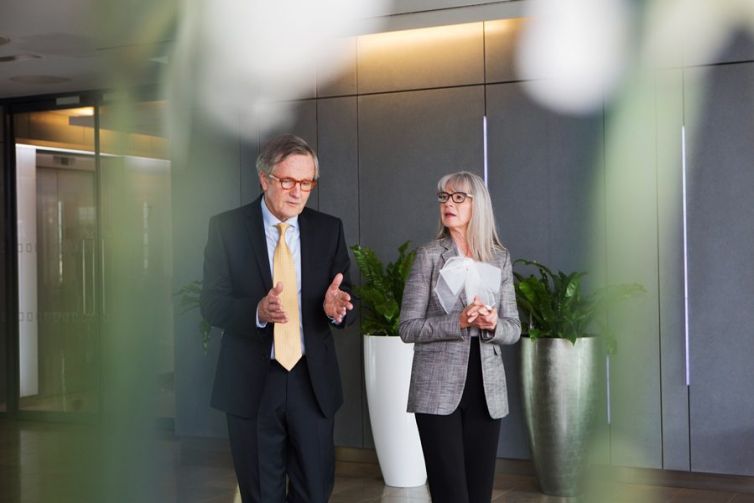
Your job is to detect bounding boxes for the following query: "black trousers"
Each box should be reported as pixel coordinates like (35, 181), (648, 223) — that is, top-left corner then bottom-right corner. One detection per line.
(415, 337), (502, 503)
(226, 358), (335, 503)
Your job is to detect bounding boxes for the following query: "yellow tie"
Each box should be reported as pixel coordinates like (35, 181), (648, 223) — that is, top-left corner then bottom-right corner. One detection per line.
(273, 223), (302, 370)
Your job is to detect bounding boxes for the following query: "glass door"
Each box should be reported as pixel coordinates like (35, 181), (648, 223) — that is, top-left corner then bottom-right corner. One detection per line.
(9, 97), (173, 423)
(14, 106), (100, 416)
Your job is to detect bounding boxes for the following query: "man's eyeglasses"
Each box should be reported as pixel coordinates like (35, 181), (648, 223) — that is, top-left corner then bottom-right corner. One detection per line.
(267, 173), (318, 192)
(437, 191), (473, 204)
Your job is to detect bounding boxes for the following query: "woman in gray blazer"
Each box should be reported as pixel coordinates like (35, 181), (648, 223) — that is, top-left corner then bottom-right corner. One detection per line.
(399, 171), (521, 503)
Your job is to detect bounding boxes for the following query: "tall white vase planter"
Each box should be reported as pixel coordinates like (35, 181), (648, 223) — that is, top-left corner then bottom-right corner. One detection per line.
(364, 335), (427, 487)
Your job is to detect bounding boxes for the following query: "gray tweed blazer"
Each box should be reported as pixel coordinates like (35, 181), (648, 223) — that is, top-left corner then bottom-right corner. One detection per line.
(399, 237), (521, 419)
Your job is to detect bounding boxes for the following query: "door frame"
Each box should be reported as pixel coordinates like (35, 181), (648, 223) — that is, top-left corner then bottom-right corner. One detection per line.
(2, 92), (101, 423)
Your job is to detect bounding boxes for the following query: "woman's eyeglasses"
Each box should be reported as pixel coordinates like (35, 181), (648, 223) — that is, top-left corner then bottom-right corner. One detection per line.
(437, 191), (473, 204)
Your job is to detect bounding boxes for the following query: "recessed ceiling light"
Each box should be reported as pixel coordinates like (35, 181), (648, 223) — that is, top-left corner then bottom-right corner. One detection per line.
(0, 54), (42, 63)
(9, 75), (71, 84)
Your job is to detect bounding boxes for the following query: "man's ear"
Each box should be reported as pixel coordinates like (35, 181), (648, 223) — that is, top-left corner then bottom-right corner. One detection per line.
(259, 173), (268, 192)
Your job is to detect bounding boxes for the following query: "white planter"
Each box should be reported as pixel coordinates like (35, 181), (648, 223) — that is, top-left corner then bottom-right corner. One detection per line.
(364, 335), (427, 487)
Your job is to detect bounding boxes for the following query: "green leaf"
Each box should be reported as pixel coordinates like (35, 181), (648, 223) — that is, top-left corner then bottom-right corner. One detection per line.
(175, 279), (216, 353)
(351, 241), (416, 336)
(513, 258), (645, 351)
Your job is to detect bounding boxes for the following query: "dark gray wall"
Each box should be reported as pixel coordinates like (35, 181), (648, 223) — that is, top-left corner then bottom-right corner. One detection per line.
(0, 106), (6, 411)
(656, 69), (690, 472)
(686, 62), (754, 477)
(170, 19), (754, 478)
(602, 75), (664, 469)
(486, 81), (605, 460)
(173, 110), (243, 437)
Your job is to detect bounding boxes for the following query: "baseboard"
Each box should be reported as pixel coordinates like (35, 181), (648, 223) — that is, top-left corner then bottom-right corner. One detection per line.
(607, 465), (754, 495)
(334, 448), (754, 494)
(334, 447), (381, 478)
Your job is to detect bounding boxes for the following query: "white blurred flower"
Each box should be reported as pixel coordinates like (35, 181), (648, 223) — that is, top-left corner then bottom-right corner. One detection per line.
(517, 0), (632, 114)
(169, 0), (387, 138)
(643, 0), (754, 67)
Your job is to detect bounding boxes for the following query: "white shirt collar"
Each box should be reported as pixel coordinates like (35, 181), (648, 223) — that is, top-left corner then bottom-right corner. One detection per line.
(261, 195), (299, 231)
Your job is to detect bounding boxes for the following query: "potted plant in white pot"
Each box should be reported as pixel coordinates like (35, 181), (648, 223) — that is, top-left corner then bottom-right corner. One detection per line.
(513, 259), (644, 497)
(351, 241), (426, 488)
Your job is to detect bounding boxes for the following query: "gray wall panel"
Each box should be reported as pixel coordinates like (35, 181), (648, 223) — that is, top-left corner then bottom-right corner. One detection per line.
(358, 86), (485, 261)
(0, 106), (5, 410)
(317, 38), (357, 98)
(486, 83), (550, 267)
(656, 69), (690, 471)
(358, 86), (485, 449)
(358, 23), (485, 94)
(484, 19), (525, 83)
(547, 111), (603, 277)
(684, 30), (754, 67)
(486, 82), (605, 460)
(173, 110), (242, 437)
(316, 97), (364, 447)
(604, 75), (662, 469)
(375, 0), (511, 16)
(686, 63), (754, 477)
(239, 118), (260, 205)
(486, 82), (547, 460)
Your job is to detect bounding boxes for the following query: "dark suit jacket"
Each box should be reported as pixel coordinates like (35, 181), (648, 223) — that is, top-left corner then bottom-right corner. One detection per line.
(200, 195), (354, 419)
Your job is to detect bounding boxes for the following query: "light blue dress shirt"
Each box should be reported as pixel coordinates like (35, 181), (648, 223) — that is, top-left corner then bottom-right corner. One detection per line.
(256, 197), (305, 356)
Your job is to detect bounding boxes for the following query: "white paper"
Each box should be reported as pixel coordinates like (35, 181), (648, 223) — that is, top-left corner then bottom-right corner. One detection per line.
(435, 257), (501, 314)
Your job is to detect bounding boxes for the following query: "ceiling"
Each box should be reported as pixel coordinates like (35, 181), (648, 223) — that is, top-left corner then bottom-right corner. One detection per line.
(0, 0), (531, 102)
(0, 0), (169, 99)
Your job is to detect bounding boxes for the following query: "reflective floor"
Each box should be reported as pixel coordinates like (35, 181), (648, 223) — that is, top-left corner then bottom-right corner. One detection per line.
(1, 420), (753, 503)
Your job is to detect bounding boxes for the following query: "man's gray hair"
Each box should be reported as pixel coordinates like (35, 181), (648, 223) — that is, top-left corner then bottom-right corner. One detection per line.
(256, 134), (319, 179)
(436, 171), (503, 262)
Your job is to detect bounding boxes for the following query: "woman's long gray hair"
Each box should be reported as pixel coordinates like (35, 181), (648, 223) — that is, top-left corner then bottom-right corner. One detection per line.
(436, 171), (503, 262)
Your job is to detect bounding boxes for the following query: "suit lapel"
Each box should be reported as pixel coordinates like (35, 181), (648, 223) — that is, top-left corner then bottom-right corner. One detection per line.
(298, 208), (314, 307)
(244, 196), (273, 292)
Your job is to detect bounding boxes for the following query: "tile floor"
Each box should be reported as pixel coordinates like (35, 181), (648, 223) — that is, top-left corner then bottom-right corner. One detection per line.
(1, 420), (752, 503)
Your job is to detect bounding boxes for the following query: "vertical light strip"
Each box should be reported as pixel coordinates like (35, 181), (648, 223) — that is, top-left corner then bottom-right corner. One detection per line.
(483, 115), (489, 186)
(57, 200), (64, 283)
(606, 354), (612, 424)
(681, 125), (690, 386)
(143, 201), (150, 271)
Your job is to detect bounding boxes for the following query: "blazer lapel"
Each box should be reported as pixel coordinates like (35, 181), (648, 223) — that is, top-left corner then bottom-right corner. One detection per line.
(439, 236), (457, 265)
(439, 236), (468, 307)
(244, 196), (273, 292)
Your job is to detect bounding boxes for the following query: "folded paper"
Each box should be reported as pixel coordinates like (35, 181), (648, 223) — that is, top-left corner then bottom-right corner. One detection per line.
(434, 256), (501, 314)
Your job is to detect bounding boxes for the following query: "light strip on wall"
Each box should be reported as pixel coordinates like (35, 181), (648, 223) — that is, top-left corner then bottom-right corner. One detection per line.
(483, 115), (488, 186)
(682, 125), (690, 386)
(606, 354), (611, 425)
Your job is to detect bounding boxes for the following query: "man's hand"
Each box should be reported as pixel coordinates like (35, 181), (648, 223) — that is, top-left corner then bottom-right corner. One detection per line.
(323, 273), (353, 324)
(258, 282), (288, 324)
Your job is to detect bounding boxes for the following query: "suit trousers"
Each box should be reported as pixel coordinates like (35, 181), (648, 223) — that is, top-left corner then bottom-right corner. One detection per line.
(415, 337), (502, 503)
(226, 357), (335, 503)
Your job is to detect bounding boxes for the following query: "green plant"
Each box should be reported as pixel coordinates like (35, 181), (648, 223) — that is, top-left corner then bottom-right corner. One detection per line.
(351, 241), (416, 336)
(175, 280), (213, 352)
(513, 259), (644, 347)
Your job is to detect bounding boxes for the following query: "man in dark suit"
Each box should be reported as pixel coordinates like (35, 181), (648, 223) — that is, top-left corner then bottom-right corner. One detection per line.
(200, 134), (354, 502)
